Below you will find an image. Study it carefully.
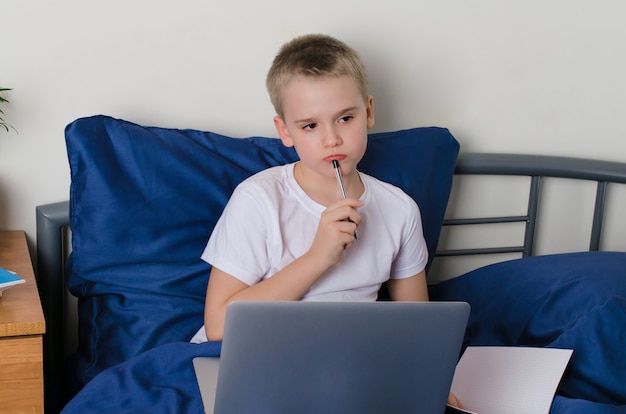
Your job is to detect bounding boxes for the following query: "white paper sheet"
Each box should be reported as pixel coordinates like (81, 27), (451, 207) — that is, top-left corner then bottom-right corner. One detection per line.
(449, 346), (573, 414)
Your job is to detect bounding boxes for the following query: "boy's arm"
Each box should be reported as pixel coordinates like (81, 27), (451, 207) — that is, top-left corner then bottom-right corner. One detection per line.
(204, 198), (363, 341)
(386, 270), (429, 301)
(203, 252), (330, 341)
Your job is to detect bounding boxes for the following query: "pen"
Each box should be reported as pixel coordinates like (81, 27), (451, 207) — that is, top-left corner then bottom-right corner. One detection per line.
(332, 159), (358, 240)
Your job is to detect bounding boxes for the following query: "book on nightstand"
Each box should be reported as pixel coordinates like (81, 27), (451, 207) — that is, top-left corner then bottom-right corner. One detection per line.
(0, 266), (25, 297)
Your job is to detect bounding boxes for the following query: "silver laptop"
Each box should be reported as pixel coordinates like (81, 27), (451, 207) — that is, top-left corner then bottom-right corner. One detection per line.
(193, 300), (470, 414)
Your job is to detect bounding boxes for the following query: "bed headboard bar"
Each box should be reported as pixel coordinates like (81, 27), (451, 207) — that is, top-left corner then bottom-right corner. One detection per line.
(35, 200), (70, 407)
(437, 174), (541, 257)
(452, 153), (626, 183)
(436, 153), (626, 259)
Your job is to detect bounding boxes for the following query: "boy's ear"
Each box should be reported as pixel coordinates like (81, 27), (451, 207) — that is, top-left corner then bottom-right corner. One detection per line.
(274, 116), (294, 147)
(366, 95), (375, 129)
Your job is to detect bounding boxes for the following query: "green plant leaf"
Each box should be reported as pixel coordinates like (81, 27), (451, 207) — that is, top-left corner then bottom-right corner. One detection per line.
(0, 87), (16, 133)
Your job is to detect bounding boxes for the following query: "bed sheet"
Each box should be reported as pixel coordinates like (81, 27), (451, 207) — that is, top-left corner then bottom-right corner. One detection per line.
(62, 252), (626, 414)
(60, 344), (626, 414)
(61, 341), (220, 413)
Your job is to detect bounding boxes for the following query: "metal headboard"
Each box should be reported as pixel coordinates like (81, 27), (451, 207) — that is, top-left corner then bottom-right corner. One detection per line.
(35, 200), (70, 413)
(436, 153), (626, 258)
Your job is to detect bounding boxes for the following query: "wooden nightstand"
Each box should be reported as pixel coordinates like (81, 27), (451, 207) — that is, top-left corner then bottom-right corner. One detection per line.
(0, 231), (46, 413)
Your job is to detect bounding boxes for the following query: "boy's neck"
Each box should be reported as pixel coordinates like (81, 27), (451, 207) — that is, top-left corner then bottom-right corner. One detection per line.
(293, 162), (363, 206)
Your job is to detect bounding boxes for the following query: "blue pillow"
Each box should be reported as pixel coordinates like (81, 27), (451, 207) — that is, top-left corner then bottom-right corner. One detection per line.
(65, 115), (459, 389)
(430, 251), (626, 405)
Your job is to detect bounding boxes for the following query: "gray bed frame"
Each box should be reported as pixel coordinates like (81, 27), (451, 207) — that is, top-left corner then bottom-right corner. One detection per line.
(35, 152), (626, 408)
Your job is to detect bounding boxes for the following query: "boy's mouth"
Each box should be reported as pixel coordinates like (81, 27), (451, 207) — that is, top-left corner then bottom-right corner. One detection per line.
(324, 154), (346, 163)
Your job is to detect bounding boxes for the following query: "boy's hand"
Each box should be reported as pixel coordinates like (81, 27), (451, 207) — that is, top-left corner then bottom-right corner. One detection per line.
(309, 198), (362, 267)
(447, 392), (463, 410)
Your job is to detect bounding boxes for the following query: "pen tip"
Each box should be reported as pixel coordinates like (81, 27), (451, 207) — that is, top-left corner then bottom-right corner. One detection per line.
(332, 159), (339, 168)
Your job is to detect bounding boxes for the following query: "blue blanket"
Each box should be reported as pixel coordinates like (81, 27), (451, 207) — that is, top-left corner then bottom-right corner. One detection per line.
(431, 252), (626, 413)
(62, 335), (626, 414)
(62, 253), (626, 414)
(62, 341), (221, 413)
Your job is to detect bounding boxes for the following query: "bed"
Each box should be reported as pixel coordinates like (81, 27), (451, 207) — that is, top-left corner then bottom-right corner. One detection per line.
(35, 115), (626, 413)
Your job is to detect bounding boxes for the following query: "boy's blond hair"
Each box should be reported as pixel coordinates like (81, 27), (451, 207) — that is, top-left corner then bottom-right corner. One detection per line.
(266, 34), (368, 118)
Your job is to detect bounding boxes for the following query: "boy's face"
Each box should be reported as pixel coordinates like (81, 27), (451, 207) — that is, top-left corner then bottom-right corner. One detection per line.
(274, 75), (374, 182)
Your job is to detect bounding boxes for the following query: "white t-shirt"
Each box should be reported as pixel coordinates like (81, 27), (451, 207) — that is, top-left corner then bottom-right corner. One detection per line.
(190, 163), (427, 343)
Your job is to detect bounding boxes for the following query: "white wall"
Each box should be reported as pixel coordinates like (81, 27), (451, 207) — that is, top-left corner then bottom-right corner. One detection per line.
(2, 1), (625, 276)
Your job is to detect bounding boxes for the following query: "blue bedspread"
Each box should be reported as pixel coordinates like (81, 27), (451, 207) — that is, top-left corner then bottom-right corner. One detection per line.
(61, 336), (626, 414)
(431, 252), (626, 414)
(62, 252), (626, 413)
(62, 253), (626, 414)
(62, 341), (221, 413)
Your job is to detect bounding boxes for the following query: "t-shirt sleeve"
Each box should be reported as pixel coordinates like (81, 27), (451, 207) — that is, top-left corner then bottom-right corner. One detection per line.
(389, 198), (428, 279)
(201, 183), (272, 286)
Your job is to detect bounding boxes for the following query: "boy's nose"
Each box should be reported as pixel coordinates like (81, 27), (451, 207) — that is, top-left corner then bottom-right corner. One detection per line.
(323, 127), (342, 147)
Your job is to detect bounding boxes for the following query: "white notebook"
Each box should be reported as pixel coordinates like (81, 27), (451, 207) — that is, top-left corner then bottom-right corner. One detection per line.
(449, 346), (573, 414)
(0, 267), (25, 297)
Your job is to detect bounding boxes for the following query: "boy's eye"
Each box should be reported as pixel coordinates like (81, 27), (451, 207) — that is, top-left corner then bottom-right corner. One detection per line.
(339, 115), (353, 123)
(303, 122), (317, 130)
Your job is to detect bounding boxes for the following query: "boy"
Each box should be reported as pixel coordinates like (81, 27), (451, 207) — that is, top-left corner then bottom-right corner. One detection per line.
(193, 34), (429, 343)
